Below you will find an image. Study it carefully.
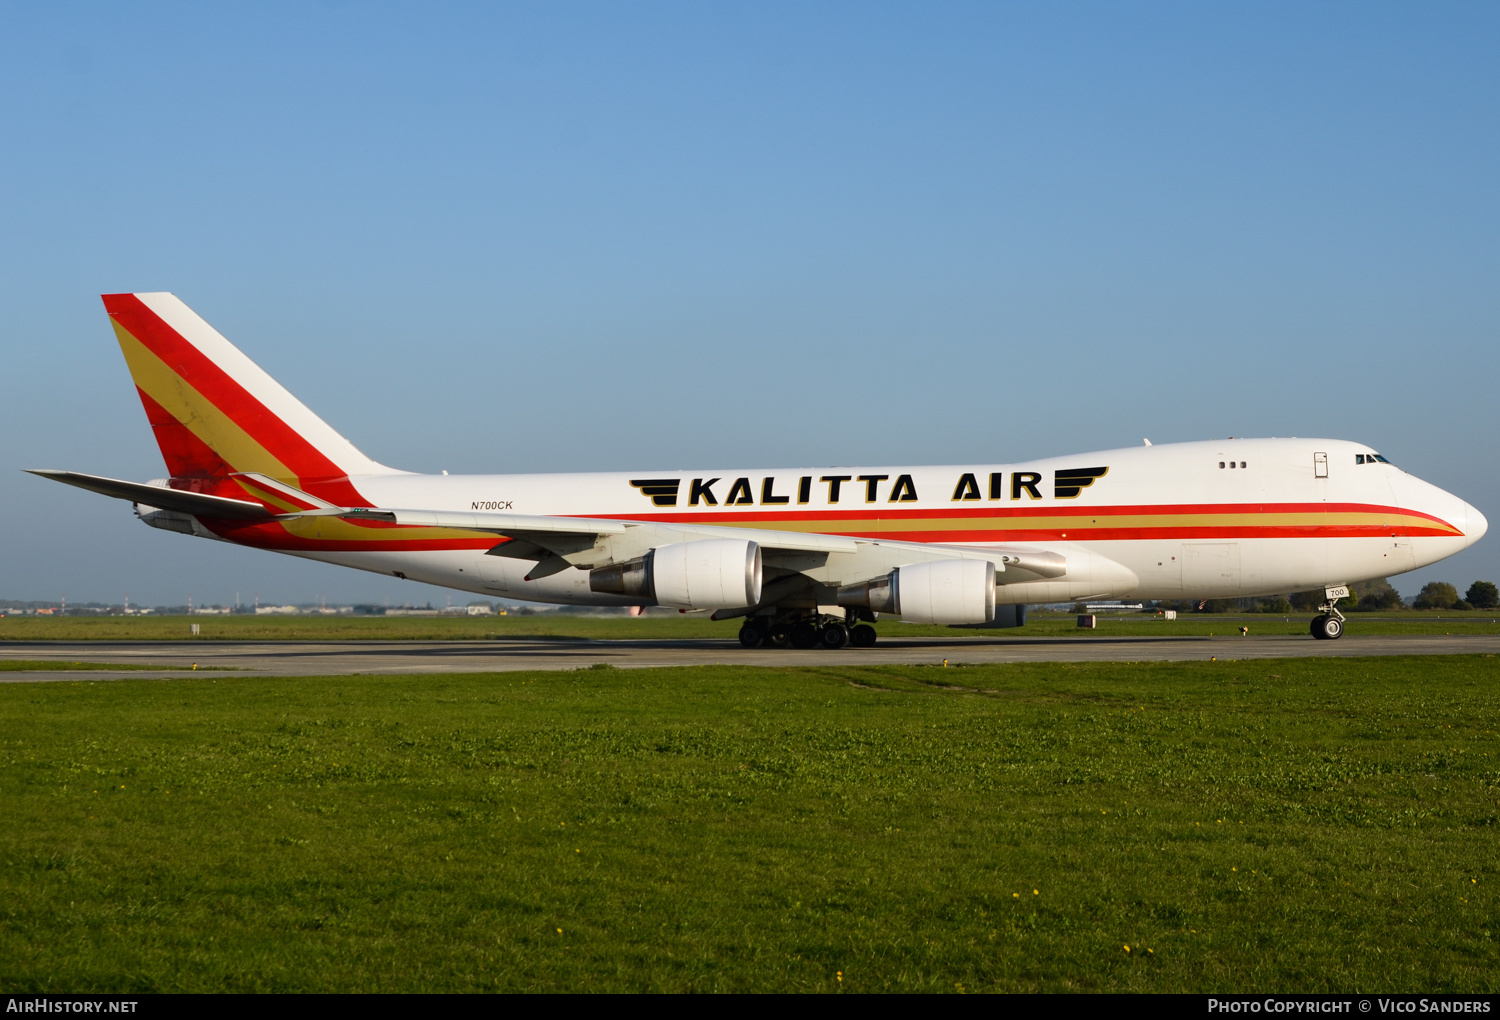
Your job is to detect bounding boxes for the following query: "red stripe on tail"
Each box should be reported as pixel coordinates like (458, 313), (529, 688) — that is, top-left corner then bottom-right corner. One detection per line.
(104, 294), (369, 506)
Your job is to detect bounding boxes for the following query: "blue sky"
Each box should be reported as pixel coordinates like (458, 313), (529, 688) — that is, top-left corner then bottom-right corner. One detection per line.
(2, 2), (1496, 606)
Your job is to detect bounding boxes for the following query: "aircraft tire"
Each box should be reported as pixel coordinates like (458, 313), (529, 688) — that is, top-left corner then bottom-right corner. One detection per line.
(1314, 615), (1343, 640)
(790, 622), (820, 649)
(1310, 615), (1326, 638)
(819, 623), (849, 650)
(738, 622), (764, 648)
(767, 625), (791, 648)
(849, 624), (877, 648)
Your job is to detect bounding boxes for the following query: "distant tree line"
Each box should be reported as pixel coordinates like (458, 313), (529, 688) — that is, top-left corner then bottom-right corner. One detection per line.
(1145, 578), (1497, 614)
(1411, 579), (1498, 611)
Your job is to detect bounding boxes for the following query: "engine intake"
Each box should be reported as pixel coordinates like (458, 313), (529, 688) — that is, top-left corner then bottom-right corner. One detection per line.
(589, 538), (762, 611)
(837, 559), (995, 625)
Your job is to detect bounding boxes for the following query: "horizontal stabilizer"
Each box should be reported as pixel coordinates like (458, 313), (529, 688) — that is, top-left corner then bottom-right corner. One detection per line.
(26, 470), (275, 520)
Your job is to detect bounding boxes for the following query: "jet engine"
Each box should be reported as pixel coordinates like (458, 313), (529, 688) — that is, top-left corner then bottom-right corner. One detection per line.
(837, 559), (995, 625)
(589, 538), (762, 611)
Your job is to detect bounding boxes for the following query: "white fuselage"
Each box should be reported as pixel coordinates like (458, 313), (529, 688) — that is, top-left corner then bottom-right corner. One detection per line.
(249, 437), (1484, 607)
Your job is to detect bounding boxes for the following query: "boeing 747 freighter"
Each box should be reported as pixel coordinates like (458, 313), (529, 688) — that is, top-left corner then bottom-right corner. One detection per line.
(29, 294), (1488, 648)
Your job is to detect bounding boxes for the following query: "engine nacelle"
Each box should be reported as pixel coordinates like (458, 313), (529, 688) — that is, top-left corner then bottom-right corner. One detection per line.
(589, 538), (762, 611)
(837, 558), (995, 625)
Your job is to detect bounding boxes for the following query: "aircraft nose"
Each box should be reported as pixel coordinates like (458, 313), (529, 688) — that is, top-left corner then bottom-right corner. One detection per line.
(1464, 502), (1488, 548)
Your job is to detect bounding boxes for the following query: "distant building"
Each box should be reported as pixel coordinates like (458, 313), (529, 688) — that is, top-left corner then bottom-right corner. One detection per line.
(1085, 602), (1145, 612)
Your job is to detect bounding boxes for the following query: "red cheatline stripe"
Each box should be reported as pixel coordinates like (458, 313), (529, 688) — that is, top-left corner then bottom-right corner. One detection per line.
(848, 525), (1455, 542)
(103, 294), (370, 506)
(580, 500), (1453, 528)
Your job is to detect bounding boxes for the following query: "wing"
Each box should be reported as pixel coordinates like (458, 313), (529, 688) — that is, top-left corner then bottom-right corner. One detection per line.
(337, 506), (862, 580)
(335, 507), (1075, 585)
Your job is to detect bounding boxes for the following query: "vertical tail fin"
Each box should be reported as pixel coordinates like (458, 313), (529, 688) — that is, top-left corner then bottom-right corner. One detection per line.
(103, 293), (399, 506)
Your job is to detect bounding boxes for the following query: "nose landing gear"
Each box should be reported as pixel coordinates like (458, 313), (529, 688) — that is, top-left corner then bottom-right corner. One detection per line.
(1310, 586), (1349, 640)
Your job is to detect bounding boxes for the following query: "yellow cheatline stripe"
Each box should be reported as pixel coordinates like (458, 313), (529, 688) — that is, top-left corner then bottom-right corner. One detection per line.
(114, 321), (297, 484)
(272, 516), (503, 542)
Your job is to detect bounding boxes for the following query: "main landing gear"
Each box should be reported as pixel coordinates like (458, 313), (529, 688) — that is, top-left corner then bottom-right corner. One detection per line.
(738, 611), (877, 650)
(1310, 586), (1348, 640)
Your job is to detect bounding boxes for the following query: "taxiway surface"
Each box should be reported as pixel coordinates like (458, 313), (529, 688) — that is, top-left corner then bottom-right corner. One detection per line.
(3, 633), (1497, 681)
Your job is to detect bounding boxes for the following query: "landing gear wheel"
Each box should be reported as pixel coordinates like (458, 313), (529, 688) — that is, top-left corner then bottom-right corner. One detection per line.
(1309, 615), (1325, 638)
(767, 625), (791, 648)
(849, 624), (877, 648)
(819, 623), (849, 650)
(738, 622), (764, 648)
(790, 622), (820, 649)
(1312, 614), (1343, 640)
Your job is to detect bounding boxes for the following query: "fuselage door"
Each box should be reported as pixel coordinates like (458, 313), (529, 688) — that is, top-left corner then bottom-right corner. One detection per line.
(1314, 452), (1328, 478)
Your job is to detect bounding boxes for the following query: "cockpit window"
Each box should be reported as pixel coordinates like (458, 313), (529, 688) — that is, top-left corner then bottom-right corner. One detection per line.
(1358, 453), (1394, 466)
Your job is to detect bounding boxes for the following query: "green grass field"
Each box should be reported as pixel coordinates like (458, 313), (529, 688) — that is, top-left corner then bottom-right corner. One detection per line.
(2, 610), (1497, 642)
(2, 655), (1496, 992)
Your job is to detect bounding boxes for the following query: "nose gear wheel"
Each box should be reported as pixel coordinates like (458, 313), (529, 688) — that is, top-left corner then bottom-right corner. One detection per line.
(1310, 591), (1347, 640)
